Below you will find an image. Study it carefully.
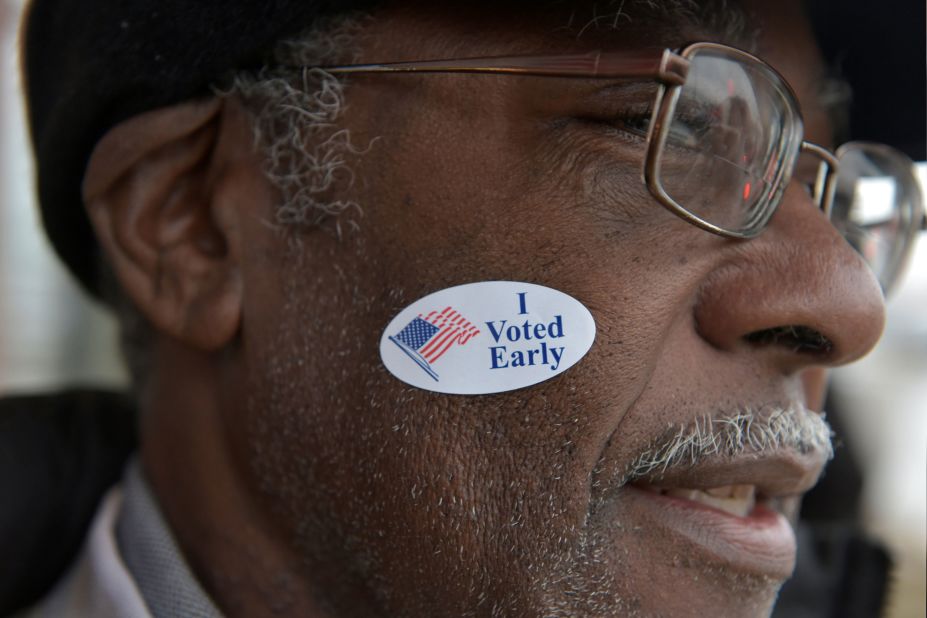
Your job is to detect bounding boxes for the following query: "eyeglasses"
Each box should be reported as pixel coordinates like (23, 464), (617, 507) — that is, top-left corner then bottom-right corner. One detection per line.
(307, 42), (925, 293)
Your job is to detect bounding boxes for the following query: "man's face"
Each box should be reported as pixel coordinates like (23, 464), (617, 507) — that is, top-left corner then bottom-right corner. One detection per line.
(221, 1), (885, 615)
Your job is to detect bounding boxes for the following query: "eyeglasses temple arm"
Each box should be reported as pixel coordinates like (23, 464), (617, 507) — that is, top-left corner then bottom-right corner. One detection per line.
(312, 49), (688, 85)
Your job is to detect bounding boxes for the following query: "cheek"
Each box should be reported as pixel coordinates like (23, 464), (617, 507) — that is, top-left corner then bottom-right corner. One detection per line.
(230, 228), (652, 597)
(234, 88), (727, 611)
(235, 260), (594, 611)
(339, 99), (712, 494)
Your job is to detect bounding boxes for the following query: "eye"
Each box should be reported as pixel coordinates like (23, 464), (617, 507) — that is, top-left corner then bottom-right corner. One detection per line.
(609, 108), (652, 137)
(667, 104), (715, 145)
(567, 82), (660, 143)
(576, 102), (654, 143)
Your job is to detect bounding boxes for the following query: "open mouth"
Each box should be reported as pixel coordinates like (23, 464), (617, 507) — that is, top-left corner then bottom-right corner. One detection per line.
(619, 465), (818, 578)
(634, 482), (761, 518)
(592, 406), (832, 579)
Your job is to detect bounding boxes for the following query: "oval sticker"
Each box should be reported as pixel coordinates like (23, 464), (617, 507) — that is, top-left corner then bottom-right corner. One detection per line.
(379, 281), (596, 395)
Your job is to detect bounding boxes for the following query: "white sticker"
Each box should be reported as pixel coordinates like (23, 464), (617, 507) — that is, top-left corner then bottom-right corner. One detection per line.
(379, 281), (596, 395)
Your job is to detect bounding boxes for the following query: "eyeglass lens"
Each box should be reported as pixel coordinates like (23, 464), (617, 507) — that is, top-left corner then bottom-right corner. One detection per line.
(651, 47), (922, 293)
(831, 144), (923, 292)
(655, 47), (804, 235)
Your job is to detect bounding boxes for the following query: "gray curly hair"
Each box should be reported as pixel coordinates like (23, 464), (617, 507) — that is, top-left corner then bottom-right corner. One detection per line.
(224, 14), (373, 238)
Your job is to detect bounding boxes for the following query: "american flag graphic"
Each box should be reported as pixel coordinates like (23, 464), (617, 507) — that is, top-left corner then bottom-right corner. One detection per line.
(389, 306), (480, 381)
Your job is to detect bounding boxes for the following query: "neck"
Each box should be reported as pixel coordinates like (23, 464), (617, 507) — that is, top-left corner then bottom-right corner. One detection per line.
(140, 336), (327, 617)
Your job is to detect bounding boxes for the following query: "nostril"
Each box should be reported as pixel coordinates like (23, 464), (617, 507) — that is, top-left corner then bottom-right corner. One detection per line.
(744, 325), (835, 355)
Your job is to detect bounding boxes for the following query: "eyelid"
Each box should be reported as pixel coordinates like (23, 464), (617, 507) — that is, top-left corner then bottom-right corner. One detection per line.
(571, 84), (658, 122)
(583, 81), (660, 107)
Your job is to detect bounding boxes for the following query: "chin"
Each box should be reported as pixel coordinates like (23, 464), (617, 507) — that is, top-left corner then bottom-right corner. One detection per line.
(524, 491), (797, 617)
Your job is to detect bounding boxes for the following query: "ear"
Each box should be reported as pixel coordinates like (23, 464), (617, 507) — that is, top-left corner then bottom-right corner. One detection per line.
(83, 98), (246, 350)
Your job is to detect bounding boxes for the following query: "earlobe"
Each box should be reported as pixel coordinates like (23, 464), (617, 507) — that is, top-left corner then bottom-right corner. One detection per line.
(83, 98), (244, 351)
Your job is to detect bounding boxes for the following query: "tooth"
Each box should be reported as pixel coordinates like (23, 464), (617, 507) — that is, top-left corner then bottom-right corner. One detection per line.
(701, 493), (748, 517)
(744, 491), (756, 515)
(706, 485), (734, 498)
(662, 485), (757, 517)
(666, 489), (700, 501)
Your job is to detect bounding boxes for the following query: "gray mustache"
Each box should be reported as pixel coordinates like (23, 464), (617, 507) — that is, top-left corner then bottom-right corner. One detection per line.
(625, 404), (834, 481)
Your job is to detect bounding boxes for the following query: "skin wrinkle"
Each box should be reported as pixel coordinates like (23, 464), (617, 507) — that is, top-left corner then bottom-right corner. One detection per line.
(577, 257), (687, 569)
(538, 86), (664, 233)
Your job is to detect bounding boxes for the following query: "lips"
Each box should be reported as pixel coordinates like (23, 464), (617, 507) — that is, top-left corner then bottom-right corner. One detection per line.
(588, 402), (833, 584)
(617, 449), (828, 578)
(623, 483), (798, 579)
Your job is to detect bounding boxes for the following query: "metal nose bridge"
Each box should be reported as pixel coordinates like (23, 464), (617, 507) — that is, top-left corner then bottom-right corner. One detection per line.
(800, 141), (840, 219)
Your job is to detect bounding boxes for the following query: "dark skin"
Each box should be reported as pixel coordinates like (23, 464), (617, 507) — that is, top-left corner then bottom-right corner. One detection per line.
(83, 1), (884, 615)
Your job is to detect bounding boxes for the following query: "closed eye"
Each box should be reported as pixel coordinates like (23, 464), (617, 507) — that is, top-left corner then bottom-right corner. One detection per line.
(567, 81), (658, 143)
(574, 104), (653, 144)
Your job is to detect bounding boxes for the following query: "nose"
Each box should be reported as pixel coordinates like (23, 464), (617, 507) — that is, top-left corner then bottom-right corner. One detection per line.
(693, 183), (887, 373)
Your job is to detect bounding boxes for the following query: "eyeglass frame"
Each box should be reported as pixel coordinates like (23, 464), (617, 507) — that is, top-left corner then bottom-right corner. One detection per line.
(290, 40), (927, 290)
(304, 41), (854, 240)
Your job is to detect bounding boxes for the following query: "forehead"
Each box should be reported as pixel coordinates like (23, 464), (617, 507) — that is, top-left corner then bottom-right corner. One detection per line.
(367, 0), (831, 135)
(371, 0), (762, 54)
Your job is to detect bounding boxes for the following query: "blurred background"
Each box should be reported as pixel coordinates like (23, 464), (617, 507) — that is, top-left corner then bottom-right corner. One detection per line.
(0, 0), (127, 391)
(1, 0), (924, 615)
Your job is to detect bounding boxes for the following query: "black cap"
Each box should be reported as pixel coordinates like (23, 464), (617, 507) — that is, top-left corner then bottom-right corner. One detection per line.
(22, 0), (373, 298)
